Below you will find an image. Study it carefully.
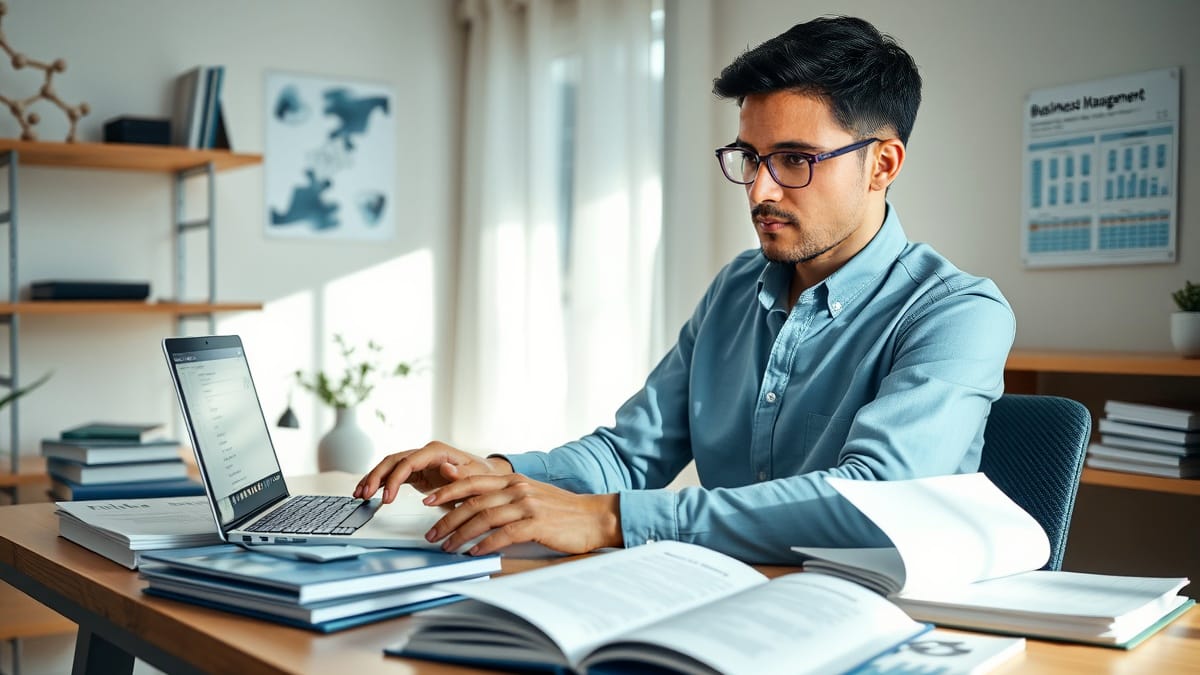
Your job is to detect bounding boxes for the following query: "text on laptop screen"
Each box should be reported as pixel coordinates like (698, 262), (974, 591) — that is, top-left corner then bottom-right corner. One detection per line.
(170, 345), (286, 527)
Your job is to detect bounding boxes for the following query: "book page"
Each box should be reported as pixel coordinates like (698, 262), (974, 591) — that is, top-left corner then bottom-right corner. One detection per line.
(581, 573), (927, 675)
(436, 541), (766, 666)
(823, 474), (1050, 593)
(895, 570), (1188, 620)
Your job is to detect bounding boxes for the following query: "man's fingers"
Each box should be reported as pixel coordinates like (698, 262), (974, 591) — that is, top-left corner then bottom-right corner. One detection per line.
(440, 504), (528, 554)
(423, 474), (512, 507)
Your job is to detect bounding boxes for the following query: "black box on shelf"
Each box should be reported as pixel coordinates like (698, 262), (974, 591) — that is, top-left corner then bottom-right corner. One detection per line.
(103, 117), (171, 145)
(30, 281), (151, 301)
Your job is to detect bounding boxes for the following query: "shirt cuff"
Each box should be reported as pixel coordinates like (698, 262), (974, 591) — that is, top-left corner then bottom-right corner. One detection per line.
(618, 488), (679, 547)
(502, 452), (550, 479)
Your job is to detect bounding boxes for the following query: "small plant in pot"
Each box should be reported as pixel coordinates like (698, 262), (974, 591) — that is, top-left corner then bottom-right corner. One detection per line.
(1171, 281), (1200, 358)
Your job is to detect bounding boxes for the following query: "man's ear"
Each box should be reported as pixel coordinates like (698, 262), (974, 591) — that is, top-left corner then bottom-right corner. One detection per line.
(869, 139), (905, 192)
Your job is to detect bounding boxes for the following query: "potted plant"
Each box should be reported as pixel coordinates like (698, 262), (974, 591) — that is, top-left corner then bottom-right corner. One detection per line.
(292, 335), (413, 472)
(1170, 280), (1200, 358)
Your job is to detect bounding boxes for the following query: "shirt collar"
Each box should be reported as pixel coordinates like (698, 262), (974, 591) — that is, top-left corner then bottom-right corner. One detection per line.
(755, 202), (908, 317)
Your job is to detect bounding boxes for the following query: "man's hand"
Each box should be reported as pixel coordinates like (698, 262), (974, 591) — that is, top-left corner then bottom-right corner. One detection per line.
(353, 441), (514, 502)
(423, 474), (623, 556)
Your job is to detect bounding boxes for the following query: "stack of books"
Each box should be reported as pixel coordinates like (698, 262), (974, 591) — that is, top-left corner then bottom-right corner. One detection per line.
(41, 422), (205, 500)
(1087, 400), (1200, 479)
(139, 544), (501, 632)
(56, 496), (222, 569)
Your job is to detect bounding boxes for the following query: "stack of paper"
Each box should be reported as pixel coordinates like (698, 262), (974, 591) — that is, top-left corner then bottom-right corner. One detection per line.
(139, 544), (500, 632)
(55, 496), (222, 569)
(1087, 400), (1200, 479)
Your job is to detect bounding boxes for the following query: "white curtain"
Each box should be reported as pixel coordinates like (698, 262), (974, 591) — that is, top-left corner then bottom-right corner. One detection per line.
(452, 0), (663, 452)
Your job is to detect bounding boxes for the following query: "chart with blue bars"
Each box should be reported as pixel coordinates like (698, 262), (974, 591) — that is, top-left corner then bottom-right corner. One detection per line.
(1023, 125), (1176, 266)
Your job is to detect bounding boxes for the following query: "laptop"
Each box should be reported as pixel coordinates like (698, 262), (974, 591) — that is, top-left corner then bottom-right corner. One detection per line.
(162, 335), (445, 549)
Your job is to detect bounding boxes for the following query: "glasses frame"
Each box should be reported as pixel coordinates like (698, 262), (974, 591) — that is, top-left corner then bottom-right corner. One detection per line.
(714, 137), (881, 189)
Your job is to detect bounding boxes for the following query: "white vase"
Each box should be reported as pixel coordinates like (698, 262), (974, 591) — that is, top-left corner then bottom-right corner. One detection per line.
(1171, 312), (1200, 358)
(316, 407), (375, 472)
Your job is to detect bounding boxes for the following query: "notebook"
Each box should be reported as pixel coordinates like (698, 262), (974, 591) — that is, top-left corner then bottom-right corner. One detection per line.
(162, 335), (445, 549)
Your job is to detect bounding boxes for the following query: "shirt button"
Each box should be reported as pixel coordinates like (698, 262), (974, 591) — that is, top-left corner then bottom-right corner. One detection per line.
(765, 392), (777, 403)
(758, 471), (767, 481)
(831, 301), (843, 312)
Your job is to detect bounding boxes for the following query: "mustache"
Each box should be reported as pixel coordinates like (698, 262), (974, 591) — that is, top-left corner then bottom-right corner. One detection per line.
(751, 204), (798, 225)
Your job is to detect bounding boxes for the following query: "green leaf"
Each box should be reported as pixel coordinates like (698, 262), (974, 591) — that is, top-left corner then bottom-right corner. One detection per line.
(0, 371), (52, 409)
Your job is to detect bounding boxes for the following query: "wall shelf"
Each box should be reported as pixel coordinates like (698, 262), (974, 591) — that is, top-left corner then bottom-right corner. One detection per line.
(0, 140), (263, 493)
(1006, 349), (1200, 378)
(0, 301), (262, 315)
(1081, 467), (1200, 497)
(0, 139), (261, 173)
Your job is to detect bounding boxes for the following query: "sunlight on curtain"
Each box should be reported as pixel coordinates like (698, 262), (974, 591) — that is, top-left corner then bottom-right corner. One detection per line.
(452, 0), (663, 452)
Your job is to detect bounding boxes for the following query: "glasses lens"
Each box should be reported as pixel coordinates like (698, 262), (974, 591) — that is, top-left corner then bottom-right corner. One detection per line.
(768, 153), (811, 188)
(720, 149), (758, 184)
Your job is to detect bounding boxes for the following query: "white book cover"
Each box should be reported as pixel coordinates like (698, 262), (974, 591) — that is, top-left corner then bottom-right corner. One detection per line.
(1098, 418), (1199, 445)
(1100, 434), (1198, 456)
(1104, 400), (1200, 430)
(1087, 442), (1194, 467)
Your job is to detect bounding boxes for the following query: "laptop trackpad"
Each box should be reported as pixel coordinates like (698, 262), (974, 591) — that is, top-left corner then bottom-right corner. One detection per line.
(342, 498), (383, 529)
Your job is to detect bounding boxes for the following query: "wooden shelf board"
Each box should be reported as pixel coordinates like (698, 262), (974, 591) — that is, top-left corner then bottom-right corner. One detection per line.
(0, 301), (263, 315)
(1006, 349), (1200, 377)
(1080, 467), (1200, 496)
(0, 139), (261, 173)
(0, 456), (47, 488)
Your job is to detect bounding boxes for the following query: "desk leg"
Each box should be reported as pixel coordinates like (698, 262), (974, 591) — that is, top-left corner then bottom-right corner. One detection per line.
(71, 626), (133, 675)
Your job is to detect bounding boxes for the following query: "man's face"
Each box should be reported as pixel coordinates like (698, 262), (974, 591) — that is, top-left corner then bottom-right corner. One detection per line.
(735, 91), (877, 267)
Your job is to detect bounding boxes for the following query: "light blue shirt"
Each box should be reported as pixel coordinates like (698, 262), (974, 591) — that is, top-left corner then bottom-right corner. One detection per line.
(506, 205), (1015, 563)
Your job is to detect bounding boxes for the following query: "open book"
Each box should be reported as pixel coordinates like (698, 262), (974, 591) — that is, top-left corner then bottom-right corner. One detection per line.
(793, 473), (1193, 648)
(387, 541), (929, 674)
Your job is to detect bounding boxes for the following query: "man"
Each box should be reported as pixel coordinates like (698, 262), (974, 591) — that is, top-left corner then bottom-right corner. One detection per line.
(355, 16), (1014, 563)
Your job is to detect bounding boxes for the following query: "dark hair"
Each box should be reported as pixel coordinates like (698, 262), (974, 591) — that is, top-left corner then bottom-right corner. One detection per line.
(713, 16), (921, 145)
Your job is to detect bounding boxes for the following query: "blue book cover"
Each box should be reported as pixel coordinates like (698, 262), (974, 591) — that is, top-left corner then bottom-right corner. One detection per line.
(51, 477), (205, 501)
(140, 544), (501, 604)
(143, 586), (462, 633)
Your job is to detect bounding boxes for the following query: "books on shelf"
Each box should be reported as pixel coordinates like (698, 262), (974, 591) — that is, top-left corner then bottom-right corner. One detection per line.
(172, 65), (229, 150)
(1088, 400), (1200, 480)
(41, 438), (181, 465)
(1103, 400), (1200, 430)
(1098, 418), (1200, 446)
(61, 422), (167, 444)
(140, 544), (498, 632)
(50, 476), (204, 502)
(387, 541), (930, 675)
(863, 629), (1024, 675)
(1100, 434), (1199, 456)
(46, 457), (188, 485)
(791, 473), (1193, 649)
(55, 496), (222, 569)
(1086, 442), (1200, 479)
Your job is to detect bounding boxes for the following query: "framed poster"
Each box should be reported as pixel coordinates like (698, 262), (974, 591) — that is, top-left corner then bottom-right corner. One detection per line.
(1021, 68), (1179, 268)
(265, 72), (395, 240)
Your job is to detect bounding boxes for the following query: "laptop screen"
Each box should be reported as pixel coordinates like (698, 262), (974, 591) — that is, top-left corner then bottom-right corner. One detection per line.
(164, 336), (289, 530)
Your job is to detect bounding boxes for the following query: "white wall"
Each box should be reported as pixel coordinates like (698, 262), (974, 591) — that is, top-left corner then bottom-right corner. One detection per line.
(668, 0), (1199, 352)
(0, 0), (463, 474)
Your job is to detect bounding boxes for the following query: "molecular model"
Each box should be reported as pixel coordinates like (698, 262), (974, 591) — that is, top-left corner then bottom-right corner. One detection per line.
(0, 1), (89, 142)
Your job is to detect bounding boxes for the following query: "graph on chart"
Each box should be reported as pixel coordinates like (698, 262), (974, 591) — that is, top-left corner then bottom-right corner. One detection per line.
(1021, 68), (1178, 267)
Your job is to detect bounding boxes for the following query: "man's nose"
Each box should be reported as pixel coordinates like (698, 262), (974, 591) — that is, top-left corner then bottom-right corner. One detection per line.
(747, 161), (784, 203)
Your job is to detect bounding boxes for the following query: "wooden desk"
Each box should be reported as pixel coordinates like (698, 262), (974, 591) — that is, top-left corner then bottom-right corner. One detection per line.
(1, 502), (1198, 674)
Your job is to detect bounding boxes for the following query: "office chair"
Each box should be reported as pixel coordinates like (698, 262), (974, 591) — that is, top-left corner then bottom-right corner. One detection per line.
(979, 394), (1091, 571)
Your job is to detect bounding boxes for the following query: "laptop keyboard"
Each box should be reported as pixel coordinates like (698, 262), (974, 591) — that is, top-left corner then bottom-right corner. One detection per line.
(245, 495), (366, 535)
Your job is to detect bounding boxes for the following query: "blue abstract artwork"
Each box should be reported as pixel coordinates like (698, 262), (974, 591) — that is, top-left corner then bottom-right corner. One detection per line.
(265, 72), (395, 239)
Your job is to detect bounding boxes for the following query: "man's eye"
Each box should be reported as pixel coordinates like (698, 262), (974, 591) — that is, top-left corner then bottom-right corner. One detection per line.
(780, 153), (809, 168)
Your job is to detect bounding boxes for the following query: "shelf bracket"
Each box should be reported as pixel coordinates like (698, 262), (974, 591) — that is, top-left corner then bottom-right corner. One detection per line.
(174, 161), (217, 335)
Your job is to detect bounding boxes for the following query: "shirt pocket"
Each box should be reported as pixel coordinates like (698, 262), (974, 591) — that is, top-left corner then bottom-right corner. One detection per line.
(802, 412), (853, 459)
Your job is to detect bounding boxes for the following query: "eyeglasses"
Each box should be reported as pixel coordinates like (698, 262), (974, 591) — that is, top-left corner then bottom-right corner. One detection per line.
(714, 138), (880, 189)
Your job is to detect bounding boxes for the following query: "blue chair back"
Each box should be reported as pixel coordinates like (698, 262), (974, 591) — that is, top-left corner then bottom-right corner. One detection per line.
(979, 394), (1091, 571)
